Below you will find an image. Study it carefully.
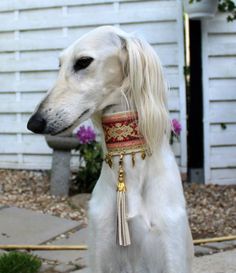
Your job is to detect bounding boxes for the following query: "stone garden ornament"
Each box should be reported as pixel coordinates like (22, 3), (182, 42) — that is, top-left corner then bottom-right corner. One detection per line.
(27, 26), (193, 273)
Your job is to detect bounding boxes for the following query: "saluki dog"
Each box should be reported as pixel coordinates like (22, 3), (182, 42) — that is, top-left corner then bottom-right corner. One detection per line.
(27, 26), (193, 273)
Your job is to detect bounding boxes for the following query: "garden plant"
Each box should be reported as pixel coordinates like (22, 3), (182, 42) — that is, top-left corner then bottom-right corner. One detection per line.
(0, 251), (42, 273)
(190, 0), (236, 21)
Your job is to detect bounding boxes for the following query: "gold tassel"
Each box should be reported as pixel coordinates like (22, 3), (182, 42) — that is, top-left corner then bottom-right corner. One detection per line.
(105, 153), (113, 168)
(131, 152), (135, 167)
(116, 153), (131, 246)
(141, 150), (146, 160)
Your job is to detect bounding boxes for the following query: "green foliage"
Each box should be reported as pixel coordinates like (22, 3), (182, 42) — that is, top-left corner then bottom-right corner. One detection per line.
(189, 0), (236, 21)
(220, 123), (227, 130)
(0, 251), (42, 273)
(73, 141), (103, 193)
(218, 0), (236, 21)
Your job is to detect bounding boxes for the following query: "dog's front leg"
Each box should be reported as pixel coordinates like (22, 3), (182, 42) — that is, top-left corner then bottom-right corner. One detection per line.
(88, 179), (120, 273)
(157, 211), (193, 273)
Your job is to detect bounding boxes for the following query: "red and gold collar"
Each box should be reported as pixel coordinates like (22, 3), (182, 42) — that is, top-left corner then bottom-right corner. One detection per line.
(102, 111), (146, 154)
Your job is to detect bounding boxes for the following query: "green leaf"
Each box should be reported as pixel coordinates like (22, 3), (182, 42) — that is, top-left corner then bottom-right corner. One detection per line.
(220, 123), (227, 130)
(73, 140), (103, 193)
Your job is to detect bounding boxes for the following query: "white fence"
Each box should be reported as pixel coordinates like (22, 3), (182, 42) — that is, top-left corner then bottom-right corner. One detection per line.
(0, 0), (186, 171)
(202, 12), (236, 184)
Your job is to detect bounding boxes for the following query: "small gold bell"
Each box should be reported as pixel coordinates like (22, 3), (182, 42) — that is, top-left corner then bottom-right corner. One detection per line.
(141, 150), (146, 160)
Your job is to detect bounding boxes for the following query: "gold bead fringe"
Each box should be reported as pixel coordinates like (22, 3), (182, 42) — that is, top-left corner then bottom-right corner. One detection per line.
(105, 149), (147, 247)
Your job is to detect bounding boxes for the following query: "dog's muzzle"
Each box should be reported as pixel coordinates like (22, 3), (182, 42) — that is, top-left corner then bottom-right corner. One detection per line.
(27, 113), (46, 134)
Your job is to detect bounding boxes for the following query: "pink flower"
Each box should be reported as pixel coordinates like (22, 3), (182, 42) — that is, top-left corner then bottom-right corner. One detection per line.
(76, 125), (96, 144)
(172, 119), (181, 136)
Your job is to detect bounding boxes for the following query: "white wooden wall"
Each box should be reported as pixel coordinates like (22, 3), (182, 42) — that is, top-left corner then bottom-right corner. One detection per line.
(202, 13), (236, 184)
(0, 0), (186, 171)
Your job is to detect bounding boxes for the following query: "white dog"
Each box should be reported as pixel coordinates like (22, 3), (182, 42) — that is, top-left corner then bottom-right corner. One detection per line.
(27, 26), (193, 273)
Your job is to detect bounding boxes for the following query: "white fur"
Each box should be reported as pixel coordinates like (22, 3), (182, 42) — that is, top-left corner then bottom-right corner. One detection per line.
(30, 26), (193, 273)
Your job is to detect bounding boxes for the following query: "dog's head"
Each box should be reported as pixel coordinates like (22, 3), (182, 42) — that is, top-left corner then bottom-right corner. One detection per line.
(27, 26), (170, 151)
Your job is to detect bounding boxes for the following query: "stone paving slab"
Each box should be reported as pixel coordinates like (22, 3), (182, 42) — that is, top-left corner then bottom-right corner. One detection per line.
(35, 227), (88, 265)
(204, 240), (236, 249)
(193, 249), (236, 273)
(194, 245), (215, 256)
(0, 207), (80, 244)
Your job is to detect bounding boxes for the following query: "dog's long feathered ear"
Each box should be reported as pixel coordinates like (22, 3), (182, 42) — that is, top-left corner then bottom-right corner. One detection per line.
(120, 34), (171, 152)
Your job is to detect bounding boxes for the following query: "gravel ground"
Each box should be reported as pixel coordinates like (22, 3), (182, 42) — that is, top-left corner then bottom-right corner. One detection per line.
(0, 170), (87, 224)
(0, 169), (235, 239)
(184, 183), (236, 239)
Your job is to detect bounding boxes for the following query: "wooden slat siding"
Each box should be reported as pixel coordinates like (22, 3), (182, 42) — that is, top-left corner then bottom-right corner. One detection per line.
(209, 56), (236, 79)
(207, 13), (236, 33)
(210, 147), (236, 168)
(209, 101), (236, 123)
(0, 7), (177, 32)
(0, 0), (185, 170)
(0, 25), (178, 53)
(209, 84), (236, 101)
(208, 43), (236, 56)
(0, 0), (159, 12)
(0, 141), (51, 154)
(202, 12), (236, 184)
(211, 168), (236, 181)
(210, 124), (236, 146)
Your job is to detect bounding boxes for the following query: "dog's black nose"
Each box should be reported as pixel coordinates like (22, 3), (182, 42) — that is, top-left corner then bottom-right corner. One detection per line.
(27, 113), (46, 134)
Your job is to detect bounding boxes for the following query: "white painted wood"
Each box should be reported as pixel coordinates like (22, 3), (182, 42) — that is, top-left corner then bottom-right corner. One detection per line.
(202, 19), (211, 183)
(0, 139), (51, 154)
(210, 101), (236, 123)
(177, 0), (187, 173)
(208, 42), (236, 56)
(209, 84), (236, 101)
(209, 56), (236, 78)
(202, 11), (236, 184)
(211, 168), (236, 181)
(210, 124), (236, 146)
(207, 12), (236, 33)
(0, 0), (185, 170)
(0, 23), (178, 53)
(207, 177), (236, 185)
(0, 0), (175, 12)
(210, 146), (236, 168)
(0, 6), (177, 32)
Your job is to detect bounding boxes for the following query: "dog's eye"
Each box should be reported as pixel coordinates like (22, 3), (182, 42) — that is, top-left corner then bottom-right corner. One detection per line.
(73, 57), (94, 71)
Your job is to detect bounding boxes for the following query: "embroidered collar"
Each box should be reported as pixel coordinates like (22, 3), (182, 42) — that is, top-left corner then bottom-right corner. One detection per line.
(102, 111), (146, 154)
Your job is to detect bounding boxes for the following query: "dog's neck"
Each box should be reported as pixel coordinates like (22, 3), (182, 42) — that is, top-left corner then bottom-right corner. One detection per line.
(100, 106), (148, 247)
(102, 94), (135, 115)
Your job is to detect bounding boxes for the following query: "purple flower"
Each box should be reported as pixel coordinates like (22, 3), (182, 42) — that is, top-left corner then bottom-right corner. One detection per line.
(171, 119), (181, 136)
(76, 125), (96, 144)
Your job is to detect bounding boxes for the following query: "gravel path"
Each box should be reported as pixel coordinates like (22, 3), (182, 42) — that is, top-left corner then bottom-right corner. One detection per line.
(0, 170), (87, 224)
(0, 169), (235, 239)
